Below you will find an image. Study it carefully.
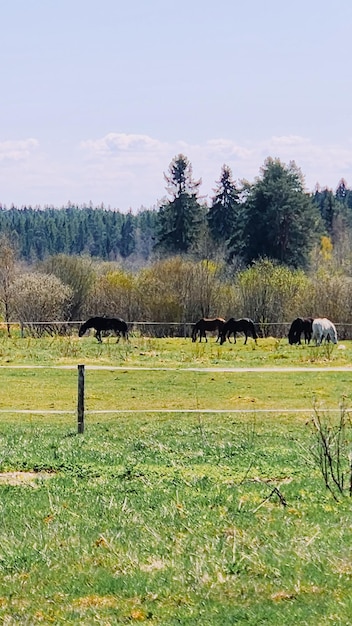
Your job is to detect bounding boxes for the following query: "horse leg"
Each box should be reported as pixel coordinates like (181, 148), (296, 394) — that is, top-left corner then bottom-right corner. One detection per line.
(96, 329), (102, 343)
(116, 331), (121, 343)
(199, 328), (207, 342)
(244, 333), (248, 345)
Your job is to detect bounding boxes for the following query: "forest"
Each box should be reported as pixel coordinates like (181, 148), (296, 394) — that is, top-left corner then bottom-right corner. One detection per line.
(1, 154), (352, 330)
(0, 154), (352, 268)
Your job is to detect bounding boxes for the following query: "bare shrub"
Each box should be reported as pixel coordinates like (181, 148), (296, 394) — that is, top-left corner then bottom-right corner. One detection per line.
(308, 403), (352, 501)
(10, 272), (72, 336)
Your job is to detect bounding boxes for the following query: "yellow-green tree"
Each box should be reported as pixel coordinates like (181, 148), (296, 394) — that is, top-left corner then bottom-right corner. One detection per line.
(236, 258), (310, 335)
(86, 268), (136, 321)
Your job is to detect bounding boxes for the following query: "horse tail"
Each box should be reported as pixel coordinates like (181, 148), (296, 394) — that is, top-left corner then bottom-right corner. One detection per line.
(305, 318), (313, 343)
(219, 319), (232, 344)
(121, 321), (129, 339)
(192, 321), (200, 342)
(250, 320), (258, 340)
(217, 319), (225, 331)
(288, 321), (296, 344)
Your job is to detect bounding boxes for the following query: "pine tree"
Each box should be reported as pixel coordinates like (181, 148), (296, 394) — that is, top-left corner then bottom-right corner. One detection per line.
(208, 165), (239, 244)
(120, 211), (136, 258)
(155, 154), (203, 254)
(241, 158), (322, 268)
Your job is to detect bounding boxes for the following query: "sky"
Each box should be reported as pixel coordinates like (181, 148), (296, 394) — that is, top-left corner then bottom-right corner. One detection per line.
(1, 0), (352, 212)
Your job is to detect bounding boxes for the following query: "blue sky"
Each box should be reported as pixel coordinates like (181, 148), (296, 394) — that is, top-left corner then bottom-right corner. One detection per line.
(1, 0), (352, 211)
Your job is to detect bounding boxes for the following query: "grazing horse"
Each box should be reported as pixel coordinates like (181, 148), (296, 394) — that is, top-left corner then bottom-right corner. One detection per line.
(78, 317), (128, 343)
(288, 317), (313, 345)
(191, 317), (226, 342)
(312, 318), (338, 345)
(220, 318), (258, 345)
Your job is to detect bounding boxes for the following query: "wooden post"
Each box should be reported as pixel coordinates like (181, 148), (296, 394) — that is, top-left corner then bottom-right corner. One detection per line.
(77, 364), (85, 434)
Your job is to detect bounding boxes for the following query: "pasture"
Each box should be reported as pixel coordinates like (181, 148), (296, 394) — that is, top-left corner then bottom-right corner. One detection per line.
(0, 332), (352, 624)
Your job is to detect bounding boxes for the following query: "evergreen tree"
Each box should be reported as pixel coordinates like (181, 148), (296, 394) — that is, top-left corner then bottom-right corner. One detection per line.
(120, 211), (136, 258)
(155, 154), (203, 254)
(313, 186), (336, 233)
(241, 158), (322, 268)
(135, 208), (159, 259)
(208, 165), (240, 244)
(335, 178), (347, 202)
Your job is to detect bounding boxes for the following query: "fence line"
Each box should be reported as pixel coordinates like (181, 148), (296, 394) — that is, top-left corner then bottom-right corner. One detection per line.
(0, 319), (350, 339)
(0, 364), (351, 433)
(0, 408), (349, 415)
(1, 364), (352, 372)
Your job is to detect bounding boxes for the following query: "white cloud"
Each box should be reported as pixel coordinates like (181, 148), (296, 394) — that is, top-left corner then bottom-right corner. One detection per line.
(77, 132), (352, 207)
(80, 133), (167, 157)
(1, 132), (352, 209)
(0, 138), (38, 162)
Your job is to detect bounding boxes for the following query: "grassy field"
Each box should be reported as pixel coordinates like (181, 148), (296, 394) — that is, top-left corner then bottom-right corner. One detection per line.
(0, 333), (352, 624)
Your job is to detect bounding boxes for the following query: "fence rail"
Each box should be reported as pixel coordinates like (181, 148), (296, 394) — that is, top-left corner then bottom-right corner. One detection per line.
(2, 320), (352, 339)
(0, 364), (351, 434)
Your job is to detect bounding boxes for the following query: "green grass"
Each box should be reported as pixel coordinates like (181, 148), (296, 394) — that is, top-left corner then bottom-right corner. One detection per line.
(1, 368), (352, 415)
(0, 334), (352, 623)
(0, 329), (351, 368)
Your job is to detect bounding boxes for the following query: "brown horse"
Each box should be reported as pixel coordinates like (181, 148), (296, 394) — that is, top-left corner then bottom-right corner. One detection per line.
(79, 317), (128, 343)
(220, 318), (258, 345)
(192, 317), (226, 342)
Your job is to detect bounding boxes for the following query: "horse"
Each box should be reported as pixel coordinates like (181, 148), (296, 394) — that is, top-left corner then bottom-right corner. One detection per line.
(78, 317), (129, 343)
(191, 317), (226, 342)
(219, 318), (258, 345)
(312, 318), (338, 345)
(288, 317), (313, 345)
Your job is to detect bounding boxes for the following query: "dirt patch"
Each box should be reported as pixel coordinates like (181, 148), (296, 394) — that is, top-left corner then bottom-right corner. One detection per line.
(0, 471), (53, 487)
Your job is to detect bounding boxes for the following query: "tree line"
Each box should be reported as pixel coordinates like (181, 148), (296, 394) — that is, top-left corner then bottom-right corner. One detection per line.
(1, 154), (352, 268)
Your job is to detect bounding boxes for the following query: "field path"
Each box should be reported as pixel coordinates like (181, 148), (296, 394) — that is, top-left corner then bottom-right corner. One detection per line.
(1, 364), (352, 372)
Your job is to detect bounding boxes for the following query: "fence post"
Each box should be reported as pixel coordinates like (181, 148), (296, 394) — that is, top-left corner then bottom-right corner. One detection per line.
(77, 364), (85, 434)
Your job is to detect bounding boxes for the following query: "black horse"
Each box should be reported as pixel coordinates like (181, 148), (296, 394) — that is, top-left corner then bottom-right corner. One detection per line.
(288, 317), (313, 345)
(78, 317), (128, 343)
(192, 317), (226, 342)
(220, 318), (258, 345)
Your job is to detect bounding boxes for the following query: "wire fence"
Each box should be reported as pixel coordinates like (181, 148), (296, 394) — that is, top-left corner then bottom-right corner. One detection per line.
(2, 320), (352, 339)
(0, 364), (351, 434)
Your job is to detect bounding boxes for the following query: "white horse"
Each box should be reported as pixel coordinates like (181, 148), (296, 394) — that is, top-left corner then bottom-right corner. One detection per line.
(312, 318), (338, 345)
